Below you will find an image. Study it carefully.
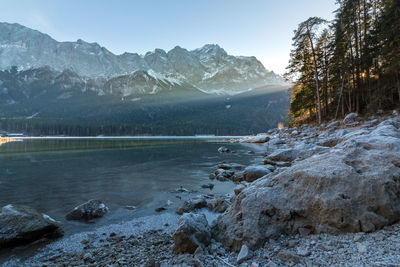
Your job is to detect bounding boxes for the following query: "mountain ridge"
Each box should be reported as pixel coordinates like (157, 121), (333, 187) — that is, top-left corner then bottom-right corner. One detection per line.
(0, 22), (285, 96)
(0, 22), (290, 136)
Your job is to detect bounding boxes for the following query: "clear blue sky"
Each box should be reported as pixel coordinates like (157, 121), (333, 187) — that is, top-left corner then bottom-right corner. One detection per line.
(0, 0), (337, 74)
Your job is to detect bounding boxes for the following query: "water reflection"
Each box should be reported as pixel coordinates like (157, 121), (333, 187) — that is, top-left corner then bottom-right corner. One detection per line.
(0, 138), (16, 147)
(0, 138), (255, 234)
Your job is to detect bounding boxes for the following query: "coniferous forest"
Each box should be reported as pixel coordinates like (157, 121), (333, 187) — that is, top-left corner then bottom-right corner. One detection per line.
(286, 0), (400, 125)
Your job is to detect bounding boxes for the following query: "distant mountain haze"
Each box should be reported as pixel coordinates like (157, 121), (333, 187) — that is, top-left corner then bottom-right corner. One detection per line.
(0, 22), (285, 96)
(0, 22), (290, 136)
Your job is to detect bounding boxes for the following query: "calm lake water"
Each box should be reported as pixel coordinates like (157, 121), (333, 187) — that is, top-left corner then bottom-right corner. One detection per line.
(0, 138), (256, 235)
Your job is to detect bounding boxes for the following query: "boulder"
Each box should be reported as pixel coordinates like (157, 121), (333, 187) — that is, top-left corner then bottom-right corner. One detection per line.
(201, 183), (214, 190)
(241, 134), (270, 143)
(263, 159), (291, 167)
(214, 119), (400, 251)
(343, 113), (360, 124)
(0, 205), (64, 248)
(234, 184), (246, 195)
(176, 198), (207, 215)
(214, 169), (234, 181)
(269, 138), (286, 145)
(327, 121), (340, 128)
(242, 166), (271, 182)
(267, 149), (299, 162)
(173, 213), (211, 254)
(66, 199), (109, 221)
(218, 163), (244, 170)
(207, 198), (230, 213)
(316, 137), (340, 147)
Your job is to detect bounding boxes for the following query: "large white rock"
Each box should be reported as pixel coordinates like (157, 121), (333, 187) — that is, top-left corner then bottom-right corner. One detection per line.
(214, 119), (400, 251)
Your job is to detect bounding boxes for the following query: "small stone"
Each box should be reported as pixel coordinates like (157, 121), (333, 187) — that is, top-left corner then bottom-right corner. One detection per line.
(201, 183), (214, 190)
(237, 244), (251, 264)
(287, 240), (298, 248)
(251, 262), (259, 267)
(155, 207), (166, 212)
(357, 243), (368, 253)
(297, 248), (311, 257)
(373, 233), (385, 241)
(83, 253), (94, 263)
(234, 184), (246, 195)
(265, 261), (278, 267)
(207, 197), (229, 213)
(277, 250), (301, 263)
(298, 227), (311, 237)
(353, 234), (363, 242)
(194, 246), (204, 256)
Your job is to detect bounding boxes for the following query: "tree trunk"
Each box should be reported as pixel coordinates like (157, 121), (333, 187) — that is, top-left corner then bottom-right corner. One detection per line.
(323, 49), (329, 117)
(397, 73), (400, 103)
(306, 23), (322, 124)
(335, 74), (346, 119)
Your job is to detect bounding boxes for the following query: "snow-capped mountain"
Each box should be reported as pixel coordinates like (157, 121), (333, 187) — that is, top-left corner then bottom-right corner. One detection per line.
(0, 22), (285, 96)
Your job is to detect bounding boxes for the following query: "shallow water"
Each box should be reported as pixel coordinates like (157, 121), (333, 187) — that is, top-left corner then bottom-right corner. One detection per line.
(0, 138), (256, 235)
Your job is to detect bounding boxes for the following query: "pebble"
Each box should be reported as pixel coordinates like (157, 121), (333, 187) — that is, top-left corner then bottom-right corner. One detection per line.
(237, 244), (251, 264)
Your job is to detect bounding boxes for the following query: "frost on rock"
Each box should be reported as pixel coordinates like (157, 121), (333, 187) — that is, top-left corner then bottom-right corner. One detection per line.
(0, 205), (64, 248)
(214, 118), (400, 251)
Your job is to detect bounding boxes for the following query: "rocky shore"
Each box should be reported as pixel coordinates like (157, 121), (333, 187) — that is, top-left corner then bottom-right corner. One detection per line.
(2, 112), (400, 266)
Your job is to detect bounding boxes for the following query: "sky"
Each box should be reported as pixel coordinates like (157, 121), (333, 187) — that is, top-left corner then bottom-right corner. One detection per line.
(0, 0), (337, 75)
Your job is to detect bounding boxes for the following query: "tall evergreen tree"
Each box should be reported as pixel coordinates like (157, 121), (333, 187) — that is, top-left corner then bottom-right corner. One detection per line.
(286, 0), (400, 125)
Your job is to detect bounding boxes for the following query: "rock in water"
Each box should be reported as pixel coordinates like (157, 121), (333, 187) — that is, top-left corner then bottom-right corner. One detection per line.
(242, 166), (271, 182)
(66, 199), (109, 221)
(214, 119), (400, 251)
(173, 213), (211, 254)
(201, 183), (214, 190)
(218, 146), (230, 153)
(0, 205), (64, 248)
(241, 134), (270, 143)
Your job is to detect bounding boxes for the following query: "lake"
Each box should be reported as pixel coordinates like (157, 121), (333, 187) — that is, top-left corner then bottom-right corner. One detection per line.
(0, 137), (257, 235)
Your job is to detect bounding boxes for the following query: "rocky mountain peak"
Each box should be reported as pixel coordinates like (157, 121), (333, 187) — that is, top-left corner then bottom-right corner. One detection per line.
(0, 22), (285, 95)
(193, 44), (228, 57)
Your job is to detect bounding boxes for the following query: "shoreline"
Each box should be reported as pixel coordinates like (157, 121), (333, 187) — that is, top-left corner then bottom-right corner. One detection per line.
(13, 135), (244, 140)
(2, 113), (400, 266)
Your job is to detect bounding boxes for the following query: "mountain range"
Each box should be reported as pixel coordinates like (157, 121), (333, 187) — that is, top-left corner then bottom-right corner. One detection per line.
(0, 22), (289, 136)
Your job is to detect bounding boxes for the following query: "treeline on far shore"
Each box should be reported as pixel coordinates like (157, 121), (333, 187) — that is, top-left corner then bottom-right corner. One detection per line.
(0, 116), (282, 137)
(286, 0), (400, 125)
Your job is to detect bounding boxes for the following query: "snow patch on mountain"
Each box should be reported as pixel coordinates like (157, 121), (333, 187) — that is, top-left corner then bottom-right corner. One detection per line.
(0, 22), (286, 96)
